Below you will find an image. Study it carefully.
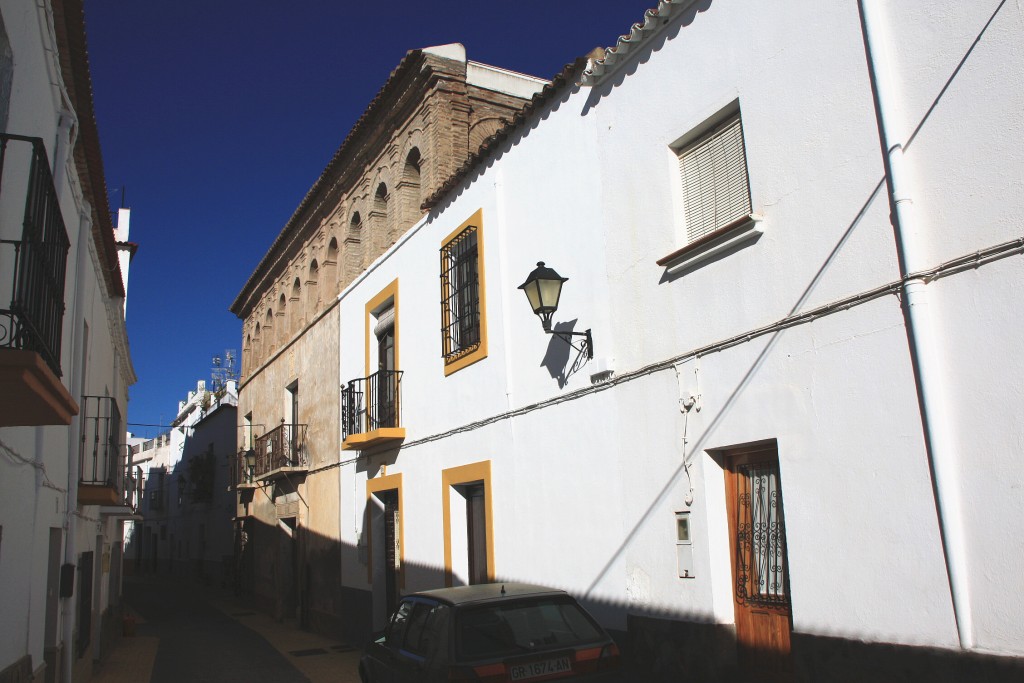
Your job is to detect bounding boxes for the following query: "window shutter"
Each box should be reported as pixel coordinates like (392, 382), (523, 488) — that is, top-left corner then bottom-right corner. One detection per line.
(679, 114), (752, 243)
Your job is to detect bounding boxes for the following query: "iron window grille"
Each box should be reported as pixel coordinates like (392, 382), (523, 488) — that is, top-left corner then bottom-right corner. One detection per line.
(0, 134), (71, 377)
(440, 225), (480, 363)
(734, 461), (789, 608)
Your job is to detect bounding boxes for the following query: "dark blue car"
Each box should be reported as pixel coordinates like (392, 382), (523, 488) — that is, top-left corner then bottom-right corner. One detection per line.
(360, 582), (622, 682)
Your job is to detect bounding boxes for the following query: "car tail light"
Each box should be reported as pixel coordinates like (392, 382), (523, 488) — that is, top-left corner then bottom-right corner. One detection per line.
(573, 643), (621, 674)
(598, 643), (621, 670)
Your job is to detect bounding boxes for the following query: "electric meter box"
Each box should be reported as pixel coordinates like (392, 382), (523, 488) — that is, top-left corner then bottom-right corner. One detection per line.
(676, 512), (694, 578)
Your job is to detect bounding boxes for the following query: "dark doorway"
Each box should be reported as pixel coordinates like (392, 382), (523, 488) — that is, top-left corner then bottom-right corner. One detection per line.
(77, 551), (94, 657)
(465, 484), (488, 585)
(381, 490), (400, 616)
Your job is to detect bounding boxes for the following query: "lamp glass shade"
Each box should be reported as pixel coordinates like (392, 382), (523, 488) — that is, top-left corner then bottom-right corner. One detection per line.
(244, 449), (256, 469)
(518, 262), (567, 315)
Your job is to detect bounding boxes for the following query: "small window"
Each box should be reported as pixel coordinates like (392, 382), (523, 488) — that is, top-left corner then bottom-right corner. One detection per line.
(440, 226), (480, 362)
(678, 112), (752, 243)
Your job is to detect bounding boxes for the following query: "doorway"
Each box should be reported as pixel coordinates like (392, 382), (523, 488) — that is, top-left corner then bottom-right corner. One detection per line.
(723, 444), (793, 680)
(442, 461), (493, 587)
(374, 307), (397, 430)
(465, 484), (487, 585)
(381, 489), (400, 616)
(76, 551), (93, 658)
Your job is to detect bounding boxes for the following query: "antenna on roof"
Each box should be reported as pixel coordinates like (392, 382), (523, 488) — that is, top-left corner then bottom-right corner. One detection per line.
(211, 349), (238, 391)
(120, 185), (127, 208)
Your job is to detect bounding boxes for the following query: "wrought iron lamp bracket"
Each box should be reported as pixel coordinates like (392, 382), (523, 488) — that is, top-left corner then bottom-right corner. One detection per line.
(548, 327), (594, 360)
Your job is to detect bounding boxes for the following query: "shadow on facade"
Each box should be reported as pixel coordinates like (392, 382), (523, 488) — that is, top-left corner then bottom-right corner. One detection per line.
(219, 516), (1024, 683)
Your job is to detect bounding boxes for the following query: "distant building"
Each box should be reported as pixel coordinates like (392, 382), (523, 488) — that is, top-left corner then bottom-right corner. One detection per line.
(230, 44), (545, 632)
(127, 380), (237, 583)
(0, 1), (137, 681)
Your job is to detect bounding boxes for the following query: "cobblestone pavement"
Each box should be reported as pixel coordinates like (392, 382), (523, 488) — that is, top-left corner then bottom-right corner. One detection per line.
(91, 574), (361, 683)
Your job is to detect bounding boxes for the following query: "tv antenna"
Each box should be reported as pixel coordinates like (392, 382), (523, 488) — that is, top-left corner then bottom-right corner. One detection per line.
(211, 350), (238, 391)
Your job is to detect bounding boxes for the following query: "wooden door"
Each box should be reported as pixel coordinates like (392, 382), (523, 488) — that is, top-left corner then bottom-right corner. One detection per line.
(465, 484), (488, 585)
(377, 327), (396, 428)
(382, 490), (401, 616)
(724, 445), (793, 680)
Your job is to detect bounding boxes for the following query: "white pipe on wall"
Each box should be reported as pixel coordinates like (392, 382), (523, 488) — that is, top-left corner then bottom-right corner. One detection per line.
(62, 208), (91, 683)
(858, 0), (974, 650)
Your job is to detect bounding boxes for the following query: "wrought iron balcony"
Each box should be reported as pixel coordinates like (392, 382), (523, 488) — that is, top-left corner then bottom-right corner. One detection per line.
(78, 396), (125, 506)
(341, 369), (405, 450)
(0, 134), (76, 427)
(253, 422), (308, 481)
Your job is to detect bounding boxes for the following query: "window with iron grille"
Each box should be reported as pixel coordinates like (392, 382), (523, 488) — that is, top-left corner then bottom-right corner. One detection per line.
(440, 225), (480, 363)
(678, 112), (752, 243)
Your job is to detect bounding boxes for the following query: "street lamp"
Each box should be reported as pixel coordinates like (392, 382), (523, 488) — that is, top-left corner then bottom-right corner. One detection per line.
(243, 448), (256, 483)
(518, 262), (593, 359)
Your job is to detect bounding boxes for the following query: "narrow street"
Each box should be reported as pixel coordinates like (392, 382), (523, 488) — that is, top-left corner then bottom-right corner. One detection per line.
(93, 575), (361, 683)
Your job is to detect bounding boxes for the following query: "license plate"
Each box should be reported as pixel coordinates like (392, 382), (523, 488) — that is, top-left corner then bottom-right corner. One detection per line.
(509, 656), (572, 680)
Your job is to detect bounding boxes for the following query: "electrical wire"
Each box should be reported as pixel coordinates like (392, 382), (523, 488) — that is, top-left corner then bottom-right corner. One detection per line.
(391, 235), (1024, 451)
(249, 235), (1024, 480)
(0, 436), (68, 493)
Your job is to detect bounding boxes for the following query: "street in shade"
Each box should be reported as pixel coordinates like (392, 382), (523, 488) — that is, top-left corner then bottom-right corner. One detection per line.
(122, 575), (348, 683)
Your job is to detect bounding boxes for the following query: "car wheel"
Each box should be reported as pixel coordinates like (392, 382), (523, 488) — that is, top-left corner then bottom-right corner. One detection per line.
(358, 663), (371, 683)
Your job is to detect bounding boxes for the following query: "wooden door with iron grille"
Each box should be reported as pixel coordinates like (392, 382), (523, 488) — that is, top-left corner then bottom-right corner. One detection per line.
(724, 445), (793, 680)
(382, 490), (400, 616)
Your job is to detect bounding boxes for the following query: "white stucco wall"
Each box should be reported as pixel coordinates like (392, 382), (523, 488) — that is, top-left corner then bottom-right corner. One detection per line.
(0, 1), (135, 678)
(335, 0), (1024, 663)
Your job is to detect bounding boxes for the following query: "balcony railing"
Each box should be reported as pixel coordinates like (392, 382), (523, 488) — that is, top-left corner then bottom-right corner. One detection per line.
(78, 396), (125, 506)
(253, 422), (307, 479)
(342, 369), (404, 450)
(0, 134), (70, 378)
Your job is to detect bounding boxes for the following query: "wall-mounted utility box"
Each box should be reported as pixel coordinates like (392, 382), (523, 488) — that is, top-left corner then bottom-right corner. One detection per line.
(676, 512), (694, 578)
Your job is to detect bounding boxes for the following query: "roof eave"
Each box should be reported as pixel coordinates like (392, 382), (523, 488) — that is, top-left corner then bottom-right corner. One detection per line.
(231, 47), (449, 317)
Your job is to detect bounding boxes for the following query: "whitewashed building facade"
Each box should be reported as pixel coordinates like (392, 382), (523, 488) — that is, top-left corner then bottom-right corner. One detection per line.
(127, 380), (237, 582)
(333, 1), (1024, 680)
(0, 1), (137, 682)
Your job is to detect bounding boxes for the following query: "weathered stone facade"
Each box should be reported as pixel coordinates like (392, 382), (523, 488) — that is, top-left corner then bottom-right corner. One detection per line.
(230, 44), (544, 634)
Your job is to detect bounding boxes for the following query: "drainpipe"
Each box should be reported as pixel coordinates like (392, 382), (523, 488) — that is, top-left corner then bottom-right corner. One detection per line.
(62, 208), (91, 683)
(858, 0), (973, 649)
(51, 109), (76, 202)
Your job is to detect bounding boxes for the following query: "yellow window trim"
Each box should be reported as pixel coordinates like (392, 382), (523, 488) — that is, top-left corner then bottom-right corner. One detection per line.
(441, 460), (494, 587)
(441, 209), (487, 376)
(365, 278), (399, 378)
(365, 472), (404, 587)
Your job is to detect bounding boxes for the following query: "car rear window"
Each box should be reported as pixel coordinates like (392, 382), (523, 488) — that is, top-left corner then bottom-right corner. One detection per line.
(455, 596), (604, 659)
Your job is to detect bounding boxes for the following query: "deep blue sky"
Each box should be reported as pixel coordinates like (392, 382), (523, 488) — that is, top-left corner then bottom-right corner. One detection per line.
(85, 0), (654, 437)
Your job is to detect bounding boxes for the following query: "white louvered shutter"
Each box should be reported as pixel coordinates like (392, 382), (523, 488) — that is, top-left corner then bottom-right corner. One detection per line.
(679, 114), (751, 243)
